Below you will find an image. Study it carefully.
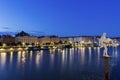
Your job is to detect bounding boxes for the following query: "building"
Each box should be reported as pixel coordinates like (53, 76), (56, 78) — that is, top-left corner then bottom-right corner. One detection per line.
(1, 35), (15, 44)
(60, 36), (93, 43)
(38, 36), (50, 45)
(60, 37), (69, 43)
(15, 31), (38, 45)
(74, 36), (93, 43)
(15, 36), (38, 45)
(50, 36), (60, 43)
(0, 35), (1, 43)
(111, 37), (120, 42)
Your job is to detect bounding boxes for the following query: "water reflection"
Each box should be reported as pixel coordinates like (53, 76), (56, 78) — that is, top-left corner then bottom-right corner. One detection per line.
(0, 52), (6, 68)
(50, 50), (55, 69)
(104, 58), (110, 80)
(81, 47), (85, 65)
(94, 47), (97, 52)
(30, 51), (33, 64)
(17, 51), (27, 72)
(61, 49), (65, 72)
(18, 51), (21, 66)
(88, 47), (91, 63)
(21, 51), (26, 64)
(97, 47), (100, 66)
(50, 49), (55, 54)
(36, 52), (40, 68)
(36, 50), (43, 69)
(50, 50), (55, 70)
(69, 48), (74, 70)
(10, 52), (13, 64)
(112, 47), (118, 58)
(109, 47), (118, 71)
(0, 47), (120, 80)
(115, 47), (118, 57)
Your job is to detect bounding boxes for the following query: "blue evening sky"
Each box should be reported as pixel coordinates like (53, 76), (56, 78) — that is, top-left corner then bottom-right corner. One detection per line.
(0, 0), (120, 37)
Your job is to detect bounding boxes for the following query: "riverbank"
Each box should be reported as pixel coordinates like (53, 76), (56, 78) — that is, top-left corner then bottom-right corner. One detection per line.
(0, 47), (28, 53)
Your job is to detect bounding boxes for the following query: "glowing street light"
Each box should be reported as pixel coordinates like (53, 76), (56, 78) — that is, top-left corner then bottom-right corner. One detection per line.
(2, 43), (6, 47)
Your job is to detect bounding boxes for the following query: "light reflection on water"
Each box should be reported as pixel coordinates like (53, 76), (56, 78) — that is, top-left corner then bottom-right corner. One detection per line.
(0, 52), (6, 68)
(69, 48), (74, 70)
(21, 51), (26, 64)
(0, 47), (120, 80)
(88, 47), (92, 64)
(18, 51), (21, 66)
(10, 52), (13, 64)
(50, 50), (55, 70)
(97, 47), (100, 66)
(112, 47), (118, 58)
(61, 49), (65, 72)
(80, 47), (85, 65)
(30, 51), (33, 65)
(36, 52), (40, 68)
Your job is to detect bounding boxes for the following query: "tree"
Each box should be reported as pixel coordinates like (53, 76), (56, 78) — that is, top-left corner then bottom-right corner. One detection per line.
(58, 40), (63, 44)
(11, 42), (17, 46)
(17, 42), (22, 46)
(32, 43), (35, 46)
(25, 43), (29, 46)
(0, 42), (2, 46)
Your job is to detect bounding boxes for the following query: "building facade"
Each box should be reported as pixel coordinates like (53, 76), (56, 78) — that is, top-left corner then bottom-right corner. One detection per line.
(60, 37), (69, 43)
(50, 36), (60, 43)
(74, 36), (93, 43)
(1, 35), (15, 44)
(38, 36), (50, 45)
(15, 36), (38, 45)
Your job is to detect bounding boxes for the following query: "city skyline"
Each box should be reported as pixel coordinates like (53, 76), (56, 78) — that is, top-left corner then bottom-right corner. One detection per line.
(0, 31), (120, 39)
(0, 0), (120, 37)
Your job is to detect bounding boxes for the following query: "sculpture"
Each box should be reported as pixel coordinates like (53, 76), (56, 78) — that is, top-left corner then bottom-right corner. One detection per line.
(99, 33), (114, 57)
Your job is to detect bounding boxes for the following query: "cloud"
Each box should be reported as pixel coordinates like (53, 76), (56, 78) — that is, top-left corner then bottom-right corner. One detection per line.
(28, 31), (46, 36)
(2, 27), (10, 30)
(30, 31), (45, 34)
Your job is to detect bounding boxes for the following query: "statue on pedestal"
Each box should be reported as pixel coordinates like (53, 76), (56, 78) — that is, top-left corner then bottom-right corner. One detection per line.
(99, 33), (114, 57)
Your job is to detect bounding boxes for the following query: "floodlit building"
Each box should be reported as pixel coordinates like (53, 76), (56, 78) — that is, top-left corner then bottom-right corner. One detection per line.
(74, 36), (93, 43)
(15, 31), (38, 45)
(15, 36), (38, 45)
(38, 36), (50, 45)
(60, 37), (69, 43)
(67, 37), (74, 43)
(60, 36), (93, 43)
(50, 36), (60, 43)
(1, 35), (15, 44)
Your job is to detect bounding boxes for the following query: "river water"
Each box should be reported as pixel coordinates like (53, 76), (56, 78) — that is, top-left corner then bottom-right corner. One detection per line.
(0, 47), (120, 80)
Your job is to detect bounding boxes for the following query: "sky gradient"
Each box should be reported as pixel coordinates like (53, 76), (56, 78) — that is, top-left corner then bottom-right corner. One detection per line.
(0, 0), (120, 37)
